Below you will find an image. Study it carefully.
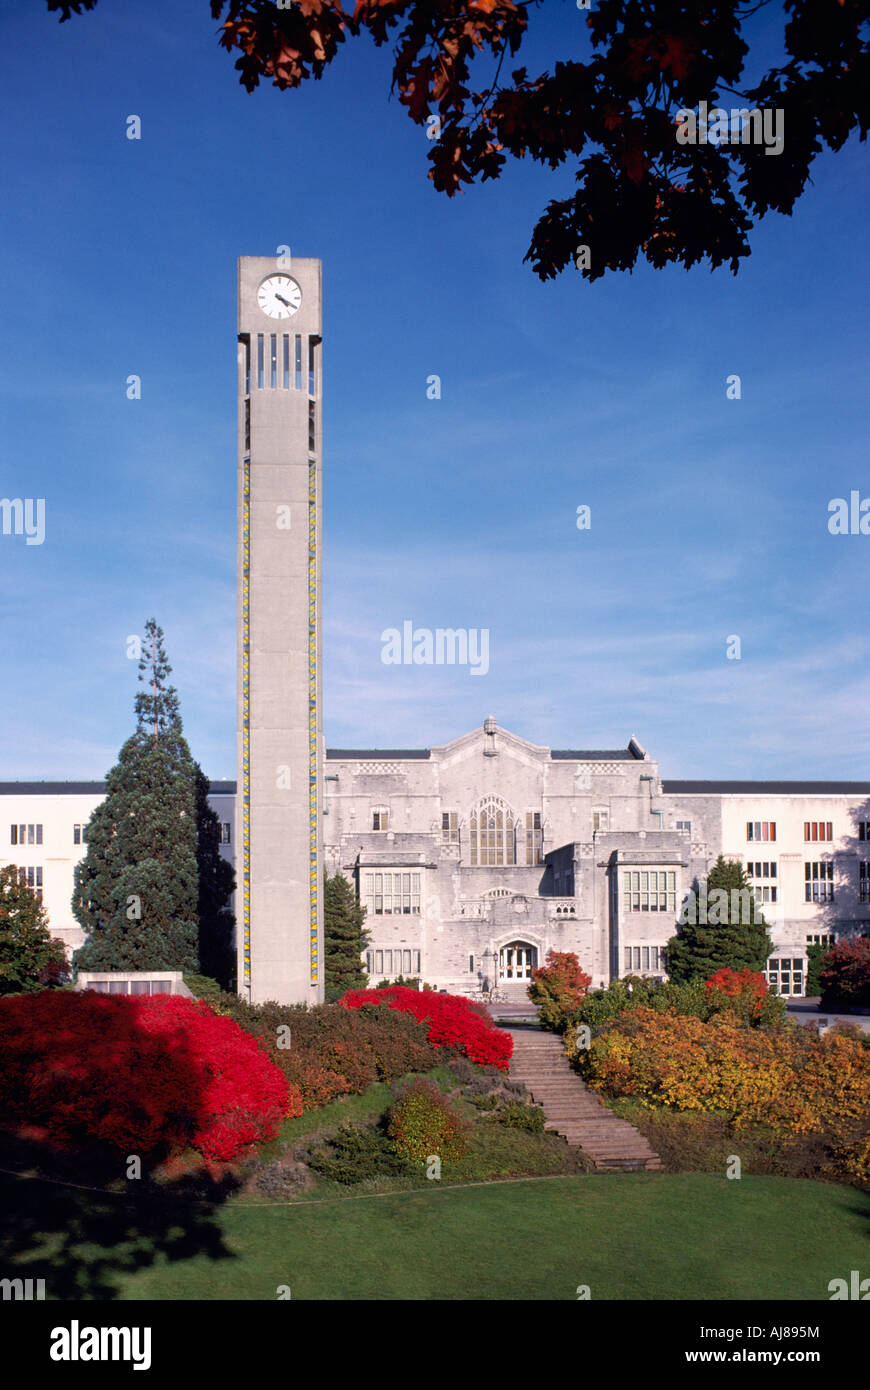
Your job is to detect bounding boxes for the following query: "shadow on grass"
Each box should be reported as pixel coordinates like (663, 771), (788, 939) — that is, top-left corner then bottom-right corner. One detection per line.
(0, 1135), (239, 1300)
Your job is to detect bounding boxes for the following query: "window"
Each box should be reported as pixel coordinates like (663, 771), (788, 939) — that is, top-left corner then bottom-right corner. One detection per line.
(12, 824), (42, 845)
(804, 822), (833, 842)
(745, 861), (777, 878)
(767, 957), (804, 997)
(859, 823), (870, 841)
(861, 863), (870, 904)
(747, 822), (776, 841)
(257, 333), (264, 389)
(807, 933), (834, 949)
(18, 865), (43, 901)
(470, 798), (515, 866)
(270, 333), (277, 389)
(592, 808), (610, 833)
(746, 861), (777, 904)
(282, 334), (290, 389)
(469, 955), (474, 973)
(754, 886), (778, 904)
(308, 336), (316, 396)
(366, 948), (421, 978)
(622, 870), (677, 913)
(676, 820), (691, 835)
(308, 399), (316, 453)
(804, 861), (834, 903)
(219, 822), (232, 845)
(441, 811), (458, 844)
(372, 808), (389, 831)
(525, 811), (543, 865)
(294, 334), (302, 390)
(623, 946), (665, 973)
(362, 872), (421, 916)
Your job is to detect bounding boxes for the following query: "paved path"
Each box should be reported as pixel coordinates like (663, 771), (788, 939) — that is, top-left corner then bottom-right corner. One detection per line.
(504, 1025), (663, 1172)
(786, 1000), (870, 1034)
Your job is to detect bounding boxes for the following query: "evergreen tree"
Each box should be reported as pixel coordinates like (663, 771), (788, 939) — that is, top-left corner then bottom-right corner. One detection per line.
(666, 856), (773, 983)
(194, 766), (237, 992)
(0, 865), (68, 993)
(323, 872), (369, 1003)
(73, 620), (201, 973)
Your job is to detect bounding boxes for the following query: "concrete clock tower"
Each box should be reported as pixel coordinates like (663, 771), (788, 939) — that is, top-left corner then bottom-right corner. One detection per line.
(236, 255), (324, 1005)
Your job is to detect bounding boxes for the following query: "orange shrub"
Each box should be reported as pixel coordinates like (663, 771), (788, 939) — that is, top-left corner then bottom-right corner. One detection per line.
(578, 1006), (870, 1134)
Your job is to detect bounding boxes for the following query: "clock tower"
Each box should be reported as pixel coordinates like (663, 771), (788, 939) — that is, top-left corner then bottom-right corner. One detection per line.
(236, 255), (324, 1005)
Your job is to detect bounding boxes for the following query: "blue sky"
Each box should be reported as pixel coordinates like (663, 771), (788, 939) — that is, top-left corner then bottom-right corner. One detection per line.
(0, 0), (867, 781)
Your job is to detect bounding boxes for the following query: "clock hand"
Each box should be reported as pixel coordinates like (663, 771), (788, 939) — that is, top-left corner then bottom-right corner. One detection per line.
(275, 294), (291, 307)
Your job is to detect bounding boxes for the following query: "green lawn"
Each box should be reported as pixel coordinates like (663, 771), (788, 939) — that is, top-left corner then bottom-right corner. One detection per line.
(4, 1171), (867, 1300)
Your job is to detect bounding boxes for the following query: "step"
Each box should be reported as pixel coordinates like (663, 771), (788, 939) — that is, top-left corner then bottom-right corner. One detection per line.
(501, 1024), (662, 1172)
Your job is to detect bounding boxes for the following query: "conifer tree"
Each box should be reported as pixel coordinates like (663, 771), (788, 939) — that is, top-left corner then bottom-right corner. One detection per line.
(323, 872), (369, 1002)
(73, 620), (205, 973)
(0, 865), (67, 993)
(666, 855), (773, 983)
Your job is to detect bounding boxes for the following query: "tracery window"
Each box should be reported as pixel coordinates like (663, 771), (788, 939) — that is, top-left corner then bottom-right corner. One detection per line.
(469, 798), (515, 866)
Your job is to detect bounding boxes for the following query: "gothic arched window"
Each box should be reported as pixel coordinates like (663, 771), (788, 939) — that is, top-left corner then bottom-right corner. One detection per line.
(469, 798), (516, 866)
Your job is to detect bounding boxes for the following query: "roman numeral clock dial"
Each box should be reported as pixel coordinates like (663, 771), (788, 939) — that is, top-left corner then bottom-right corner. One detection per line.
(257, 274), (302, 319)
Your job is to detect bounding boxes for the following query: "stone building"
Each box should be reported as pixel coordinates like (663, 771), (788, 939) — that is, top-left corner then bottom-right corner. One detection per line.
(324, 719), (870, 998)
(3, 721), (869, 1001)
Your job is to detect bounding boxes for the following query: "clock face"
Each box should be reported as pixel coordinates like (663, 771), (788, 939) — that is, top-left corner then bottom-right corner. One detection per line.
(257, 275), (302, 319)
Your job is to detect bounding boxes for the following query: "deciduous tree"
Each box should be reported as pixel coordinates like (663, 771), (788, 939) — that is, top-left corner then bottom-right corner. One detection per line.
(48, 0), (870, 279)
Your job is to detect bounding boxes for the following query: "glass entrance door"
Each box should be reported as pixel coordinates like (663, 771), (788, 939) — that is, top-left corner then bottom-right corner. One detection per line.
(498, 942), (537, 981)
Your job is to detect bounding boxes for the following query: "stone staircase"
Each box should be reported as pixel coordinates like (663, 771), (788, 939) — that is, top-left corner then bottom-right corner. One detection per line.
(504, 1026), (664, 1172)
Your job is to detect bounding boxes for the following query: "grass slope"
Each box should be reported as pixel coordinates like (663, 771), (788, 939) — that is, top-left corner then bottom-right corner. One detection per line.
(7, 1172), (864, 1301)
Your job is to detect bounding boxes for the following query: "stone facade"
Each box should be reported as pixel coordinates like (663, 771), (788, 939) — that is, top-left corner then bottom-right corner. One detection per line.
(322, 721), (870, 998)
(3, 721), (869, 999)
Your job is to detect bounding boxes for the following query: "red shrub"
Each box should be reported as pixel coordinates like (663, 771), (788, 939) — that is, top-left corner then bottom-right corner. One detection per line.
(819, 938), (870, 1009)
(705, 967), (769, 1016)
(342, 987), (512, 1070)
(0, 990), (298, 1165)
(528, 950), (593, 1029)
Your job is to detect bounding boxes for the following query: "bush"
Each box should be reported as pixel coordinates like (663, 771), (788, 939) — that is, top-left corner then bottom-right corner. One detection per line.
(705, 967), (785, 1027)
(496, 1101), (547, 1133)
(307, 1122), (414, 1184)
(211, 993), (438, 1110)
(572, 973), (785, 1032)
(183, 973), (223, 1002)
(578, 1005), (870, 1136)
(835, 1131), (870, 1188)
(528, 951), (592, 1031)
(819, 937), (870, 1010)
(0, 991), (297, 1165)
(387, 1078), (471, 1163)
(342, 987), (512, 1070)
(254, 1158), (311, 1198)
